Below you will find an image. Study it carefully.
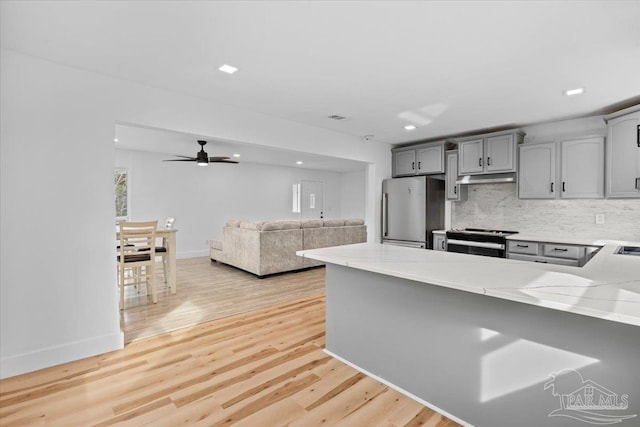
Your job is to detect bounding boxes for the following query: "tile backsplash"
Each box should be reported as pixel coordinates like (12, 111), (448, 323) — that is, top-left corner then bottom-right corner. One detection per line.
(451, 183), (640, 241)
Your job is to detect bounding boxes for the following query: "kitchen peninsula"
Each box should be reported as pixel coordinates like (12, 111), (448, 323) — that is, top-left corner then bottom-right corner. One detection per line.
(297, 243), (640, 427)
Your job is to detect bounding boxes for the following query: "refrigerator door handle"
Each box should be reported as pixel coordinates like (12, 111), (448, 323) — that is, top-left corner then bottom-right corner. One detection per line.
(382, 193), (389, 237)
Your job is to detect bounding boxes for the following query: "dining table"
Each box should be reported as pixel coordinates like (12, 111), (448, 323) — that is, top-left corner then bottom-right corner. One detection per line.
(116, 228), (178, 294)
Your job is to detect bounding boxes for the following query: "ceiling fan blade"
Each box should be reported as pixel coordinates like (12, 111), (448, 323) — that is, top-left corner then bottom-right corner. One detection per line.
(210, 159), (239, 164)
(163, 159), (196, 162)
(173, 155), (197, 159)
(208, 156), (231, 161)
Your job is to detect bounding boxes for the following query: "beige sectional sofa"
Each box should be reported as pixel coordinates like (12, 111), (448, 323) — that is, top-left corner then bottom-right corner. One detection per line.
(210, 218), (366, 277)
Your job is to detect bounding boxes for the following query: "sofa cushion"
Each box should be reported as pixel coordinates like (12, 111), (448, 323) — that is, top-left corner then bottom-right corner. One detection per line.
(300, 219), (323, 229)
(239, 220), (265, 231)
(261, 220), (301, 231)
(323, 219), (345, 227)
(226, 219), (241, 228)
(344, 218), (365, 226)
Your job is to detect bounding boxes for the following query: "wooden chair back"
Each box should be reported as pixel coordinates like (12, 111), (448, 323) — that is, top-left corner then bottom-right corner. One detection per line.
(118, 220), (158, 264)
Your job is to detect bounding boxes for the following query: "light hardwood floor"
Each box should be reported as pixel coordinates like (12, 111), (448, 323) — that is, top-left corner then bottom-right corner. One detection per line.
(122, 258), (326, 343)
(1, 296), (462, 426)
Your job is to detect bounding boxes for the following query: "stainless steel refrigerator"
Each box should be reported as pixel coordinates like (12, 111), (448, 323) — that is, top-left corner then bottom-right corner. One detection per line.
(382, 176), (445, 249)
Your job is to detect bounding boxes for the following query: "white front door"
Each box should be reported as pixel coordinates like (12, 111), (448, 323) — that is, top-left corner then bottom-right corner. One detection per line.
(300, 180), (325, 219)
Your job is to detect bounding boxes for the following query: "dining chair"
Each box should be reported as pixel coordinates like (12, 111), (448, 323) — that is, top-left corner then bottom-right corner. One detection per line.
(117, 220), (158, 310)
(156, 217), (175, 284)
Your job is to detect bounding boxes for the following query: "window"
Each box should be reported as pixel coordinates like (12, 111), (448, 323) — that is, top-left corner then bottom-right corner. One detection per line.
(115, 168), (129, 220)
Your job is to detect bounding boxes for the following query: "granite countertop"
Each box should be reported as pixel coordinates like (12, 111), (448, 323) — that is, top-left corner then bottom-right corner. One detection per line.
(297, 241), (640, 327)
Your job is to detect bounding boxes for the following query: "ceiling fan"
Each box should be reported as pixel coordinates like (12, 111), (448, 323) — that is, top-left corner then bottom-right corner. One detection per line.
(163, 140), (239, 167)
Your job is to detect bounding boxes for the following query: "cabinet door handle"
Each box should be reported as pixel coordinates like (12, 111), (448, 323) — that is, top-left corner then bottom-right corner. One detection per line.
(516, 244), (529, 248)
(478, 158), (483, 167)
(552, 248), (568, 252)
(412, 162), (415, 170)
(550, 182), (554, 193)
(418, 161), (421, 170)
(636, 177), (640, 190)
(534, 260), (548, 263)
(562, 181), (566, 192)
(441, 240), (445, 250)
(487, 157), (491, 166)
(454, 186), (457, 195)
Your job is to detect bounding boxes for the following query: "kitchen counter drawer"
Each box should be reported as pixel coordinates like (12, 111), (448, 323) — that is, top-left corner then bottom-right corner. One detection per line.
(543, 243), (585, 260)
(507, 240), (538, 255)
(508, 253), (580, 267)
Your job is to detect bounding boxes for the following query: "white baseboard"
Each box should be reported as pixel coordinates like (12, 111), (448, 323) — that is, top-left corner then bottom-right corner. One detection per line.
(323, 349), (473, 427)
(0, 331), (124, 379)
(177, 250), (209, 259)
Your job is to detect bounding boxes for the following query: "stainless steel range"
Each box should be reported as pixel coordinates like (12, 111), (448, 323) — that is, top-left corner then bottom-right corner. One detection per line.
(446, 228), (518, 258)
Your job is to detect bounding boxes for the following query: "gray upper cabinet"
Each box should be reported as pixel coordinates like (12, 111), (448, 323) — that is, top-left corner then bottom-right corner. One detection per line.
(446, 150), (466, 201)
(416, 145), (444, 174)
(486, 134), (515, 172)
(392, 141), (448, 177)
(393, 149), (416, 176)
(457, 130), (524, 175)
(519, 142), (556, 199)
(458, 139), (484, 174)
(560, 137), (604, 199)
(518, 137), (604, 200)
(604, 107), (640, 198)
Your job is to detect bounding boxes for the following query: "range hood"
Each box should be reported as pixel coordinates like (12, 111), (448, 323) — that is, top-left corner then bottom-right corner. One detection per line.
(456, 172), (516, 185)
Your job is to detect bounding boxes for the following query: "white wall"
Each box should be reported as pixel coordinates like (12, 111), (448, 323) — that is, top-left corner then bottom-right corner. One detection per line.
(0, 48), (391, 378)
(116, 148), (363, 257)
(0, 50), (123, 378)
(340, 171), (367, 219)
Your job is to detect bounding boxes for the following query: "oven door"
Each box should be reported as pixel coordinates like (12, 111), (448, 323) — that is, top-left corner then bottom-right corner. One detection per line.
(446, 239), (506, 258)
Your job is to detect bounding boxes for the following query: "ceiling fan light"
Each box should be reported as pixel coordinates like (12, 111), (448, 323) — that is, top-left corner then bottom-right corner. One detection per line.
(196, 150), (209, 166)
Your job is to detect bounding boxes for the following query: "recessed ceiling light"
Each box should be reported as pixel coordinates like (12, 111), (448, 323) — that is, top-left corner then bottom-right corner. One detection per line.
(113, 138), (118, 142)
(296, 161), (303, 165)
(563, 87), (585, 96)
(232, 153), (241, 158)
(219, 64), (238, 74)
(404, 124), (417, 131)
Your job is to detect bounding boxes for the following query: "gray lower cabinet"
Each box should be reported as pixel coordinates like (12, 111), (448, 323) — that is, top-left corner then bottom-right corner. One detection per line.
(433, 233), (446, 251)
(445, 150), (466, 201)
(507, 240), (601, 267)
(604, 107), (640, 198)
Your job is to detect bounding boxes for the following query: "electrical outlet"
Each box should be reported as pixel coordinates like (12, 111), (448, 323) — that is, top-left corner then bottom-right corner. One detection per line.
(595, 214), (605, 225)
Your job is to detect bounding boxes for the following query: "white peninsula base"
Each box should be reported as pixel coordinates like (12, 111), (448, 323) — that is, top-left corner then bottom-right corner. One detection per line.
(304, 244), (640, 427)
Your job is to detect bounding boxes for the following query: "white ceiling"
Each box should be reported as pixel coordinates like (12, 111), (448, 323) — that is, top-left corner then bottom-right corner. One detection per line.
(115, 124), (367, 173)
(2, 1), (640, 147)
